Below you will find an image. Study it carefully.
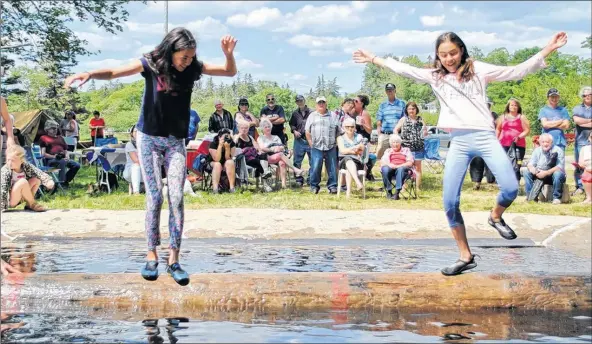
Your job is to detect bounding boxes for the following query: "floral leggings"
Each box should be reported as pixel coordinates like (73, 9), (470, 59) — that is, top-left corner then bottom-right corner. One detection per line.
(136, 131), (186, 250)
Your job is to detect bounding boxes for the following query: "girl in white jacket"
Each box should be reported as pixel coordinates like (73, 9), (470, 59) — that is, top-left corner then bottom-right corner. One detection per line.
(353, 31), (567, 276)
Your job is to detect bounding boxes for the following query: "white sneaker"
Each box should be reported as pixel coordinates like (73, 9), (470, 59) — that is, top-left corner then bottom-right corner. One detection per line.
(552, 199), (561, 205)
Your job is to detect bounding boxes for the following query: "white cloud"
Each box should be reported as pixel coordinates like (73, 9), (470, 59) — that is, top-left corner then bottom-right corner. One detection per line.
(327, 60), (361, 69)
(143, 1), (269, 15)
(75, 31), (126, 52)
(186, 17), (229, 40)
(125, 17), (227, 41)
(309, 50), (338, 57)
(227, 1), (371, 34)
(135, 44), (156, 56)
(420, 15), (445, 27)
(226, 7), (283, 28)
(80, 58), (137, 70)
(237, 59), (263, 69)
(125, 22), (169, 35)
(283, 73), (307, 81)
(523, 2), (592, 22)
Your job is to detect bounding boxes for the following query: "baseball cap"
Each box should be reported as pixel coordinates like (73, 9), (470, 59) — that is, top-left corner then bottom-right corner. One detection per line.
(316, 96), (327, 103)
(547, 88), (560, 97)
(44, 120), (58, 130)
(295, 94), (305, 101)
(385, 83), (396, 90)
(214, 99), (223, 105)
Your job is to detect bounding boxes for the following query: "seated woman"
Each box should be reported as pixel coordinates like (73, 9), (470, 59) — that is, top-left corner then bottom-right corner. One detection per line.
(337, 117), (366, 197)
(257, 118), (304, 189)
(380, 134), (414, 200)
(123, 125), (143, 194)
(208, 128), (236, 194)
(575, 131), (592, 204)
(234, 122), (271, 179)
(395, 101), (427, 191)
(234, 98), (259, 138)
(0, 145), (54, 212)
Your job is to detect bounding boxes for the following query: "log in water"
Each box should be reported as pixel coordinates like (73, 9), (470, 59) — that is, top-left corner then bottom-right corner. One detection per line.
(4, 272), (591, 318)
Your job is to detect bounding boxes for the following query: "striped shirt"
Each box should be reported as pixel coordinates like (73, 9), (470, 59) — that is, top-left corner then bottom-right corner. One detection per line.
(305, 111), (342, 151)
(377, 98), (406, 133)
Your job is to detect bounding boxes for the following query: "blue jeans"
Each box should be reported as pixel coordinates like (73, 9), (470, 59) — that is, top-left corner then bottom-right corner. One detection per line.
(575, 143), (585, 190)
(443, 130), (518, 228)
(366, 154), (377, 175)
(293, 137), (311, 184)
(46, 158), (81, 183)
(310, 147), (337, 191)
(523, 170), (566, 201)
(380, 166), (410, 191)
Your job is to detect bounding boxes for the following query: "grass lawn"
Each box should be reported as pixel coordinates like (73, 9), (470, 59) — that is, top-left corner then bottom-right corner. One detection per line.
(35, 161), (591, 217)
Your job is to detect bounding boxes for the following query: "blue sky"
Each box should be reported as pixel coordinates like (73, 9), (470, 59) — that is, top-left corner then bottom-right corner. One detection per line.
(48, 1), (592, 94)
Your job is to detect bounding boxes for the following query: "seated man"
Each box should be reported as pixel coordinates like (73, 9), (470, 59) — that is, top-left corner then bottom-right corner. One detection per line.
(522, 133), (566, 204)
(380, 134), (414, 200)
(39, 120), (80, 188)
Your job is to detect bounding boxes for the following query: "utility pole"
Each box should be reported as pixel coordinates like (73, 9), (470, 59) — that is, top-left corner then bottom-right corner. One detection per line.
(164, 0), (168, 35)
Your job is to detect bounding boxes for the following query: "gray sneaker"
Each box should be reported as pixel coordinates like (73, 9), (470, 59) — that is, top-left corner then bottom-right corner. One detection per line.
(229, 188), (236, 194)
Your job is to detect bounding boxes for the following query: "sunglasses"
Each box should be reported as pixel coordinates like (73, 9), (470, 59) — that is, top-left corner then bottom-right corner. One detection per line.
(344, 126), (355, 128)
(318, 101), (326, 104)
(267, 98), (275, 102)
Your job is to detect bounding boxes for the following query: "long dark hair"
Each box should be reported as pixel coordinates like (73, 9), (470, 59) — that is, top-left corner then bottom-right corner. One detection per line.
(129, 124), (137, 148)
(356, 95), (369, 109)
(144, 27), (203, 92)
(503, 98), (523, 115)
(432, 32), (475, 82)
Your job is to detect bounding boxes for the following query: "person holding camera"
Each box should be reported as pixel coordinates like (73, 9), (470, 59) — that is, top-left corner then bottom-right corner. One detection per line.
(208, 128), (237, 194)
(39, 120), (80, 188)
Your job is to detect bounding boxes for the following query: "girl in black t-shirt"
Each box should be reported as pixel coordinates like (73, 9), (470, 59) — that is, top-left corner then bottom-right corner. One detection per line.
(64, 27), (238, 287)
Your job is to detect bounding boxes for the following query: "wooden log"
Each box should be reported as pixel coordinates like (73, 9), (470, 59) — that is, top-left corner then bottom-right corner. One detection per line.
(3, 272), (590, 319)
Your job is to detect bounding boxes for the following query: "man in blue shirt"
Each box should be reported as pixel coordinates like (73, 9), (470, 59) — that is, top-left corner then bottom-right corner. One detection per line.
(185, 109), (201, 145)
(376, 83), (406, 159)
(572, 86), (592, 194)
(538, 88), (570, 151)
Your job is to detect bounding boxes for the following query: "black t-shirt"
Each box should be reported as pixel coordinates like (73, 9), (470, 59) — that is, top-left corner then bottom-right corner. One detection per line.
(260, 105), (286, 136)
(208, 139), (236, 165)
(236, 136), (254, 149)
(137, 57), (203, 139)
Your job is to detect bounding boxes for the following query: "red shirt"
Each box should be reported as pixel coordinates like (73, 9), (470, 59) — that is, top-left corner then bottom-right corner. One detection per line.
(90, 118), (105, 137)
(39, 135), (67, 155)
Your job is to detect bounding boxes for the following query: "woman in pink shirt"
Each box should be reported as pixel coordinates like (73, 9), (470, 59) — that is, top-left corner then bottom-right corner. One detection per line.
(496, 98), (530, 181)
(380, 134), (414, 200)
(354, 31), (567, 276)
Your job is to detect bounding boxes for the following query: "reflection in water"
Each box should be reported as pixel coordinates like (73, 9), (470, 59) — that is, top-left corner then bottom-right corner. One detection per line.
(1, 309), (591, 343)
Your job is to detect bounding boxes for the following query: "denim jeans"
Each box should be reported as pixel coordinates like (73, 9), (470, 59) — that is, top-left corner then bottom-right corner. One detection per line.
(310, 147), (337, 191)
(380, 166), (410, 191)
(574, 143), (585, 190)
(523, 170), (566, 201)
(46, 158), (81, 183)
(443, 130), (518, 228)
(292, 137), (311, 184)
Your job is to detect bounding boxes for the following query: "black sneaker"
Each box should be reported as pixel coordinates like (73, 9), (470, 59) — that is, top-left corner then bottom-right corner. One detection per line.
(310, 187), (320, 194)
(141, 261), (159, 281)
(391, 192), (400, 200)
(166, 262), (190, 286)
(488, 215), (517, 240)
(441, 255), (478, 276)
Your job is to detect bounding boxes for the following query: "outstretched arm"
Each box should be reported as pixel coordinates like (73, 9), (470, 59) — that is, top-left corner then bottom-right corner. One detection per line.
(479, 32), (567, 82)
(353, 49), (435, 84)
(202, 35), (238, 77)
(64, 60), (144, 88)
